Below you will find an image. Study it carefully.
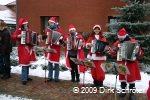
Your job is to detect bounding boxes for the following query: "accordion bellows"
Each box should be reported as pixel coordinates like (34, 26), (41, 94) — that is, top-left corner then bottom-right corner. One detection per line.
(117, 41), (140, 61)
(91, 39), (108, 54)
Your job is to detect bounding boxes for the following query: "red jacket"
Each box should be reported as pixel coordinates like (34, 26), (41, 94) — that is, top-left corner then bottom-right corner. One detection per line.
(110, 38), (144, 83)
(63, 32), (87, 73)
(44, 27), (63, 63)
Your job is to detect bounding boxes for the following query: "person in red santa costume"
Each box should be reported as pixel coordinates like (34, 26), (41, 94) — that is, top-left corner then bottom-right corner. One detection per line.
(110, 28), (144, 100)
(63, 24), (87, 82)
(11, 18), (37, 85)
(86, 24), (110, 87)
(42, 17), (63, 82)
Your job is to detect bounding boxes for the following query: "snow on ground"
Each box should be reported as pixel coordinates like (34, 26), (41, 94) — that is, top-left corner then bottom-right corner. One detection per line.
(11, 57), (149, 94)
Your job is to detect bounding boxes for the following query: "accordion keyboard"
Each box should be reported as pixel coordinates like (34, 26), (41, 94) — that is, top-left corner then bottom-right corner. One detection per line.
(21, 31), (26, 44)
(91, 39), (96, 53)
(67, 37), (72, 50)
(117, 44), (123, 61)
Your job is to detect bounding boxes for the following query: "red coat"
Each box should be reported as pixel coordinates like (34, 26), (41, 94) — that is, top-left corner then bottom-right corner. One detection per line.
(44, 27), (63, 63)
(110, 39), (144, 83)
(11, 29), (37, 66)
(63, 32), (87, 73)
(147, 80), (150, 100)
(86, 34), (107, 81)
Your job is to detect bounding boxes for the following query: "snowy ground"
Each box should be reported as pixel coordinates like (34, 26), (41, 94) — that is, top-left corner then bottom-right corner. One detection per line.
(11, 57), (149, 94)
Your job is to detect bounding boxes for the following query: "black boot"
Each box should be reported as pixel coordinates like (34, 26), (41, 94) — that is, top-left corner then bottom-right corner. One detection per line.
(97, 81), (103, 87)
(1, 67), (11, 80)
(119, 82), (127, 98)
(94, 80), (98, 86)
(97, 81), (105, 92)
(129, 83), (136, 100)
(76, 74), (80, 82)
(71, 72), (75, 82)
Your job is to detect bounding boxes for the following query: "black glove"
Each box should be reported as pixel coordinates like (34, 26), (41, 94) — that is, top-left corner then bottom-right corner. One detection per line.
(135, 52), (140, 57)
(59, 39), (64, 44)
(42, 35), (47, 40)
(112, 47), (119, 52)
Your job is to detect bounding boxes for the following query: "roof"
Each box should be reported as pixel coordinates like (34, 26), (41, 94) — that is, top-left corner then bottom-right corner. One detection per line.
(6, 1), (16, 6)
(0, 0), (16, 5)
(0, 5), (16, 24)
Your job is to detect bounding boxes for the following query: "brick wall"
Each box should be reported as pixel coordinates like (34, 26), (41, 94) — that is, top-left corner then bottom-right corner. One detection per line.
(17, 0), (125, 35)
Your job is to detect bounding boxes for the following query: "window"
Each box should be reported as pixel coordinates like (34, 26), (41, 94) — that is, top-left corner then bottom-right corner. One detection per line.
(40, 16), (59, 34)
(108, 16), (120, 33)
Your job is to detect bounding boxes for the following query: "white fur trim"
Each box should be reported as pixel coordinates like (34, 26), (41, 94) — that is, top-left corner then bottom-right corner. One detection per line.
(87, 54), (106, 60)
(19, 64), (31, 66)
(22, 22), (28, 24)
(69, 28), (76, 31)
(118, 35), (126, 38)
(48, 20), (55, 23)
(48, 60), (60, 64)
(119, 80), (141, 83)
(95, 35), (99, 39)
(30, 61), (36, 63)
(93, 25), (101, 30)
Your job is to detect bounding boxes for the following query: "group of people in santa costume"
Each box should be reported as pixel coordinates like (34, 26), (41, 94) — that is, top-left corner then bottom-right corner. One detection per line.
(10, 16), (147, 100)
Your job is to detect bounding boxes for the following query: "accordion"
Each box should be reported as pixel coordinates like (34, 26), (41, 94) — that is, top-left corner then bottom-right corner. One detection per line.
(21, 31), (38, 46)
(117, 41), (140, 61)
(91, 39), (108, 54)
(45, 30), (63, 45)
(67, 37), (83, 50)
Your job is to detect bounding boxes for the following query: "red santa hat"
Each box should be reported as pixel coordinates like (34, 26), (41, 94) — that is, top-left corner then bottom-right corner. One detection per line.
(22, 18), (28, 24)
(69, 24), (76, 31)
(18, 18), (28, 29)
(118, 28), (127, 38)
(48, 17), (58, 24)
(93, 24), (101, 30)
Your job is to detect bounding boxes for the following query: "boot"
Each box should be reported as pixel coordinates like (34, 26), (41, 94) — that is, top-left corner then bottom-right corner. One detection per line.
(71, 72), (75, 82)
(119, 82), (127, 98)
(91, 80), (98, 87)
(76, 74), (80, 82)
(1, 67), (11, 80)
(129, 83), (136, 100)
(97, 81), (104, 93)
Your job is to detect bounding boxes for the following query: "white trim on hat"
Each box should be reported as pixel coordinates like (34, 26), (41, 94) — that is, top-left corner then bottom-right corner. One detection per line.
(69, 28), (76, 31)
(48, 20), (55, 23)
(93, 25), (101, 30)
(118, 35), (126, 38)
(22, 22), (28, 24)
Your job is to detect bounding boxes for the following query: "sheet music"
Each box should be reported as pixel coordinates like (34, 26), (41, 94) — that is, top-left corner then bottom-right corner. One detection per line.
(33, 46), (56, 53)
(101, 62), (130, 75)
(101, 62), (116, 73)
(115, 63), (130, 75)
(70, 57), (96, 68)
